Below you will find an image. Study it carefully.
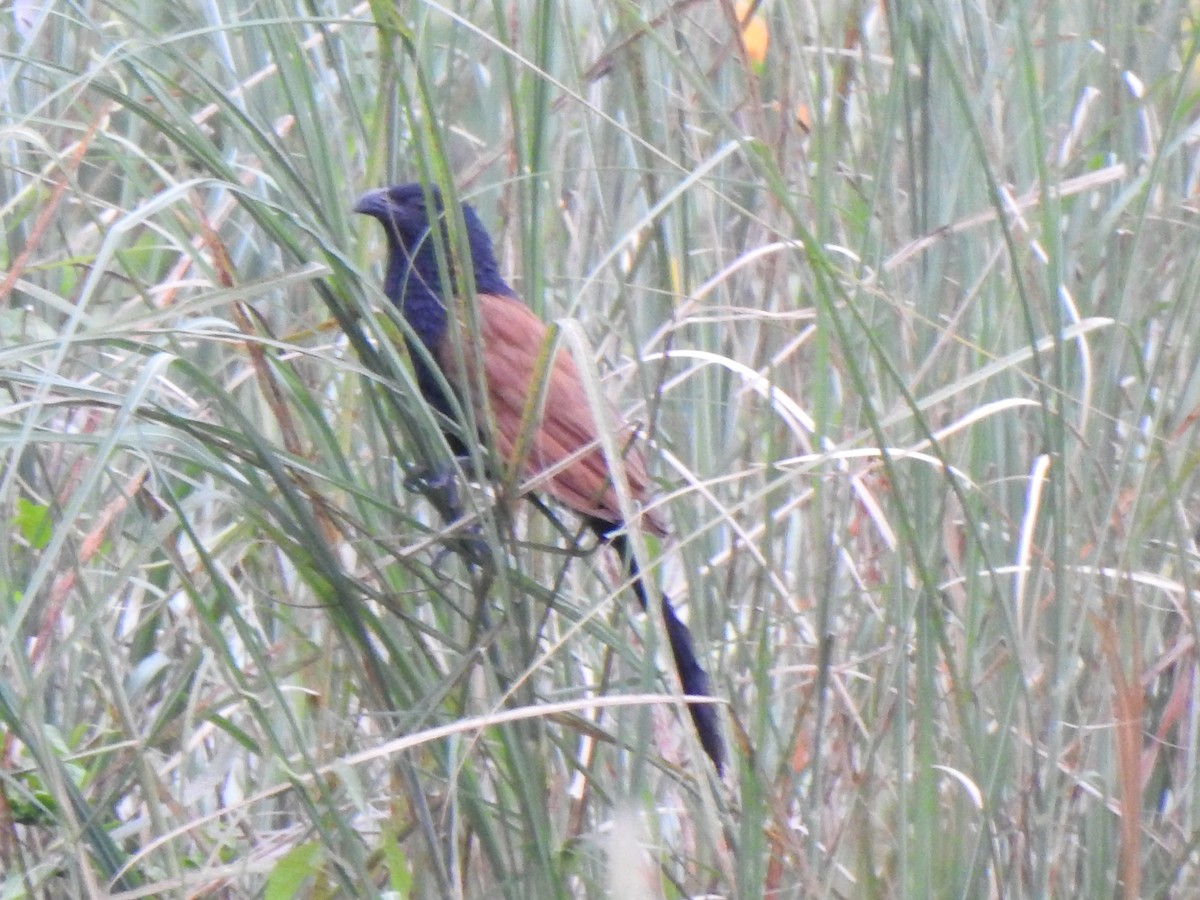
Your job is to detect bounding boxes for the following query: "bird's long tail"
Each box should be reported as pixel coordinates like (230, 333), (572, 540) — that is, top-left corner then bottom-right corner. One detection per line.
(603, 531), (725, 774)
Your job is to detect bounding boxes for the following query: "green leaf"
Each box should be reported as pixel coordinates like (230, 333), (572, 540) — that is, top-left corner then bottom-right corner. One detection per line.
(264, 841), (322, 900)
(13, 498), (52, 550)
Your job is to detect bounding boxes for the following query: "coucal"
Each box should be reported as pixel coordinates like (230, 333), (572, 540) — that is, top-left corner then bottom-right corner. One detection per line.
(355, 183), (724, 773)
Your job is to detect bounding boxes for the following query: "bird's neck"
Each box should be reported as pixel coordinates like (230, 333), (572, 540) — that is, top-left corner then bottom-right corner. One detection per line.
(384, 232), (516, 351)
(469, 250), (514, 297)
(384, 246), (448, 351)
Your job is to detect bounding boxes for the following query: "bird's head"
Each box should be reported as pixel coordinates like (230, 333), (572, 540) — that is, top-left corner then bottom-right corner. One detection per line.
(354, 183), (513, 300)
(354, 183), (444, 250)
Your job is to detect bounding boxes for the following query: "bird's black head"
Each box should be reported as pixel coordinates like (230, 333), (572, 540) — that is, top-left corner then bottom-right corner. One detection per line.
(354, 183), (513, 304)
(353, 183), (442, 250)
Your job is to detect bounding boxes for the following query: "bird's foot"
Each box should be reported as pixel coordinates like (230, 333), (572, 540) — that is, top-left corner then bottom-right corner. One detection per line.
(403, 464), (491, 569)
(403, 465), (462, 514)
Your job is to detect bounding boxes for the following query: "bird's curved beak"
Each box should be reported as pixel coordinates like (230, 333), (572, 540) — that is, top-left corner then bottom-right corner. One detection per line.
(353, 188), (389, 217)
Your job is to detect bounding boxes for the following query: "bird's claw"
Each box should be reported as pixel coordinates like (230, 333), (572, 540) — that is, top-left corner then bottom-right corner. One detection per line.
(404, 464), (492, 571)
(404, 465), (460, 504)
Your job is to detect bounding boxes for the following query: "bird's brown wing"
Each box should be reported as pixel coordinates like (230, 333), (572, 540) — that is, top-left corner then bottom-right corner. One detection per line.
(436, 292), (666, 536)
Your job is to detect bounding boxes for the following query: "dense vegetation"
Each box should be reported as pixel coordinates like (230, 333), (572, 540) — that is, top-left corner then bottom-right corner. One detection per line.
(3, 1), (1199, 896)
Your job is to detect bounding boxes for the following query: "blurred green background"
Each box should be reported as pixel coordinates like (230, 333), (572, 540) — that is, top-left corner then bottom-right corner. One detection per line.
(3, 0), (1200, 896)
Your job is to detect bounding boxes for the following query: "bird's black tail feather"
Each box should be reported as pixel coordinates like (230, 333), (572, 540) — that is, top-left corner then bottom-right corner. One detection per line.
(602, 530), (725, 774)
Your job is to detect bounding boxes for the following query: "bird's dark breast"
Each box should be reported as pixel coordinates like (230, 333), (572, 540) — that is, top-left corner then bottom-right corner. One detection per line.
(387, 259), (463, 443)
(407, 342), (468, 455)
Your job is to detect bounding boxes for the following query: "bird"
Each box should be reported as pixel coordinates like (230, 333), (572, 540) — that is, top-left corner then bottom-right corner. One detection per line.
(354, 182), (724, 773)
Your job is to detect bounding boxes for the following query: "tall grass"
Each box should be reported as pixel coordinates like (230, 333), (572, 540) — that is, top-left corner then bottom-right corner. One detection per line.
(2, 0), (1200, 896)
